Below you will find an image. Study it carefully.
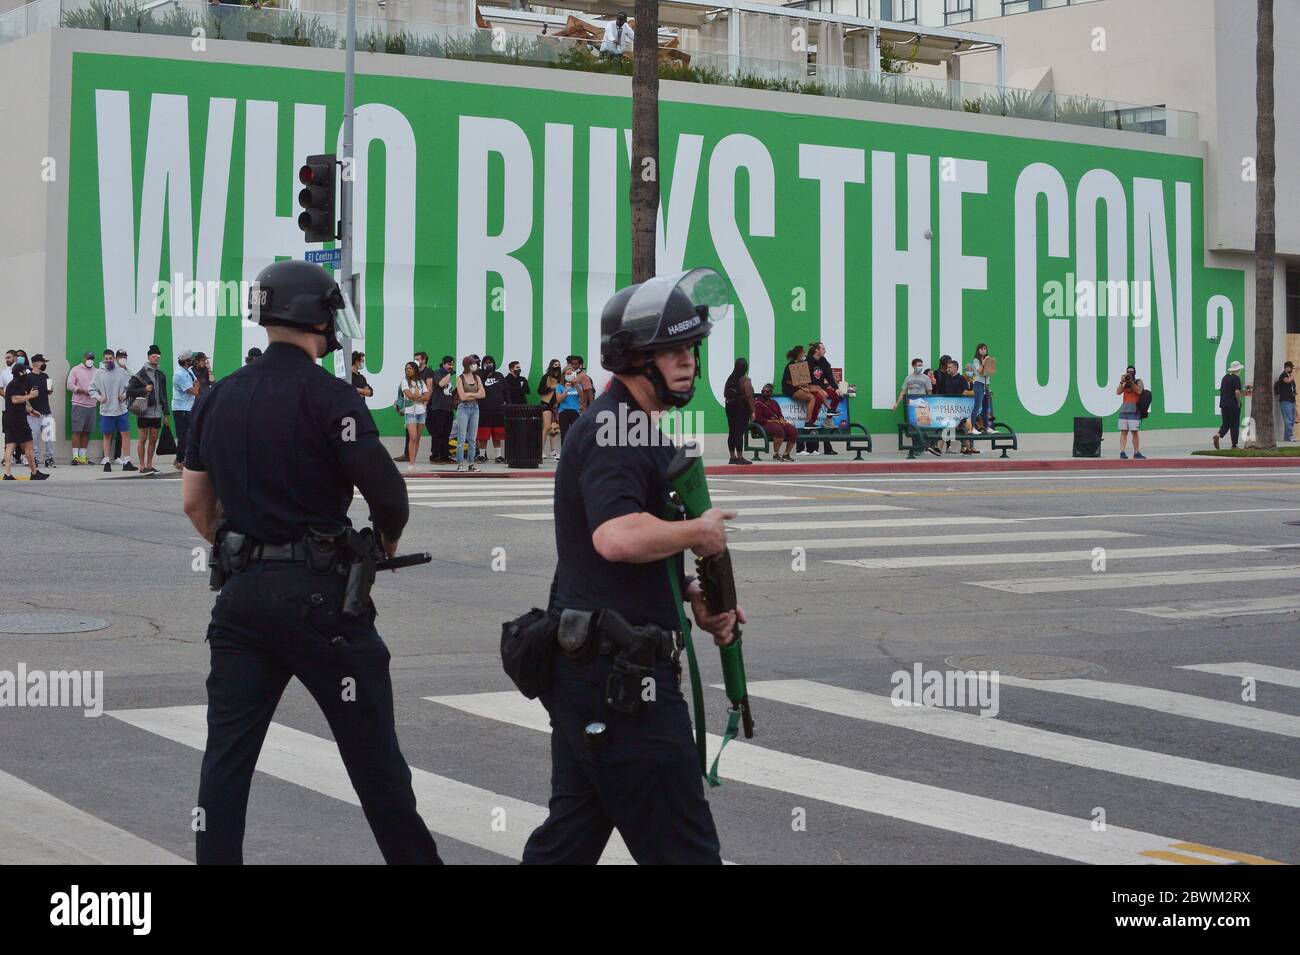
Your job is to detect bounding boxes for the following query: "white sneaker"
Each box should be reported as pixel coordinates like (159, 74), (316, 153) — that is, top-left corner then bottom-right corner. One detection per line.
(455, 464), (464, 471)
(983, 428), (997, 434)
(797, 449), (811, 456)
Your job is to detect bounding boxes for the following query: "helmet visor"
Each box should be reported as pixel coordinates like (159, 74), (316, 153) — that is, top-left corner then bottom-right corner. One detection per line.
(621, 268), (730, 338)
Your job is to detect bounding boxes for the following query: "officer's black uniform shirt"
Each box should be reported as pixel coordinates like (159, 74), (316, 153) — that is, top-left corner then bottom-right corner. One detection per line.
(552, 377), (685, 632)
(185, 341), (407, 544)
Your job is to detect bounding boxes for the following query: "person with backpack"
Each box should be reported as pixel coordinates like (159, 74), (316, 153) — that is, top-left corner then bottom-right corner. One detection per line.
(1115, 364), (1147, 460)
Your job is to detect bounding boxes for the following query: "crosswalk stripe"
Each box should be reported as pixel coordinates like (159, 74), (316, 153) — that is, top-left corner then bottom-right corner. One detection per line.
(728, 530), (1140, 552)
(1123, 595), (1300, 619)
(0, 769), (189, 865)
(737, 680), (1300, 808)
(731, 516), (1005, 532)
(828, 544), (1277, 571)
(501, 502), (913, 522)
(967, 566), (1300, 594)
(107, 705), (635, 864)
(995, 677), (1300, 738)
(423, 691), (1223, 865)
(1176, 662), (1300, 689)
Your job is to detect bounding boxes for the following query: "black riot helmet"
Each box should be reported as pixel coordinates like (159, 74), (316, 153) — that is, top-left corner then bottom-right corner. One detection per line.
(600, 268), (730, 407)
(248, 260), (349, 353)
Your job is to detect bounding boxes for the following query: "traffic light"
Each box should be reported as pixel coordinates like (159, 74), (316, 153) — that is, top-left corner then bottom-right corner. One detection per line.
(297, 154), (336, 243)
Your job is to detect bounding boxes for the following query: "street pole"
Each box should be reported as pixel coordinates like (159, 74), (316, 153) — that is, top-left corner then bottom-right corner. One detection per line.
(338, 0), (357, 379)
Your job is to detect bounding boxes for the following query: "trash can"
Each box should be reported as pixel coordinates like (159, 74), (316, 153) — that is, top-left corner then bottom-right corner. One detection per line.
(504, 403), (544, 469)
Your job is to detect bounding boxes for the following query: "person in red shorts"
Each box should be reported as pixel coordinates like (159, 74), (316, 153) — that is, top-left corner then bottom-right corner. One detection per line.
(475, 356), (508, 463)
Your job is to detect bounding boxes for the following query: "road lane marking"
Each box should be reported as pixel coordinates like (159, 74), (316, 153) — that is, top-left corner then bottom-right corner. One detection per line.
(994, 677), (1300, 738)
(107, 705), (636, 864)
(1176, 662), (1300, 688)
(738, 680), (1300, 808)
(729, 530), (1139, 552)
(829, 544), (1283, 570)
(425, 691), (1225, 865)
(968, 567), (1300, 594)
(0, 769), (189, 864)
(1124, 596), (1300, 620)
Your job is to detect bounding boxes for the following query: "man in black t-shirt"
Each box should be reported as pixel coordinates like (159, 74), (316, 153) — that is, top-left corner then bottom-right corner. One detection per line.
(1213, 360), (1247, 449)
(26, 354), (56, 468)
(2, 360), (48, 480)
(476, 356), (507, 463)
(350, 351), (373, 398)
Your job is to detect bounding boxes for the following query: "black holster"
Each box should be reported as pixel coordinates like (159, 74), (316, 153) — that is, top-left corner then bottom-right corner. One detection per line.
(339, 527), (379, 620)
(599, 610), (660, 717)
(209, 526), (249, 591)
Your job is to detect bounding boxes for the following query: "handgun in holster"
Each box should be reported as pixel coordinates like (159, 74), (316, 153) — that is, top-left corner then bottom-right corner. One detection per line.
(209, 525), (249, 591)
(558, 608), (663, 717)
(340, 527), (380, 620)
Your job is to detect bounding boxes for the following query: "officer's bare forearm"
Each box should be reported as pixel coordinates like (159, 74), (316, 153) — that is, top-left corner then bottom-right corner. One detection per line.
(592, 512), (700, 564)
(182, 469), (222, 543)
(341, 439), (409, 542)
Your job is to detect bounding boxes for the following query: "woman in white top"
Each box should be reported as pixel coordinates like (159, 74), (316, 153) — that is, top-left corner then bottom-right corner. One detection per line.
(398, 360), (429, 472)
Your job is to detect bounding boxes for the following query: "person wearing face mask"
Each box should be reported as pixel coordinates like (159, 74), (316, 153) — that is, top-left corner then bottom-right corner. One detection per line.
(425, 355), (456, 464)
(2, 356), (48, 480)
(553, 363), (583, 449)
(893, 357), (932, 410)
(475, 355), (507, 464)
(25, 355), (56, 469)
(91, 348), (133, 472)
(181, 259), (441, 865)
(67, 351), (99, 465)
(453, 355), (485, 471)
(566, 354), (595, 413)
(537, 358), (563, 460)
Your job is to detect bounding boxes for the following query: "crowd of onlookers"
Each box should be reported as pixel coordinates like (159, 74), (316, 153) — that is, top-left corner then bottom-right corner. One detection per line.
(724, 341), (857, 463)
(4, 343), (1296, 478)
(377, 351), (595, 472)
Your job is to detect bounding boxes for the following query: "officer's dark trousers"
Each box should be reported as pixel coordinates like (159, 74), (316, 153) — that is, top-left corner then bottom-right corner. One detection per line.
(197, 562), (441, 864)
(522, 655), (722, 865)
(427, 408), (452, 460)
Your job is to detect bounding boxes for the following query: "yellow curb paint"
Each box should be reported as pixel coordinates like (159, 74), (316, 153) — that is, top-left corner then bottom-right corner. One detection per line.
(1170, 842), (1286, 865)
(1140, 849), (1221, 865)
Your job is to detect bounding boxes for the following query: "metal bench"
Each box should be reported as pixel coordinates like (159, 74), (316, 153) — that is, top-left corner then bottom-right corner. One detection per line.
(746, 421), (873, 461)
(897, 422), (1019, 460)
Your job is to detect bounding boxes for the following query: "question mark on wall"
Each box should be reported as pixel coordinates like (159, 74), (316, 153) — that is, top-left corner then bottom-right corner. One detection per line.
(1207, 295), (1233, 415)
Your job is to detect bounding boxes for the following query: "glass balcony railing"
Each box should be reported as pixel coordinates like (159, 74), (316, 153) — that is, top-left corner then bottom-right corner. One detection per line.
(1, 0), (1197, 139)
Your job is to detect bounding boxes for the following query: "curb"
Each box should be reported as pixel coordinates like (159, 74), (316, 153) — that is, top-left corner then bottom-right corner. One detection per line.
(401, 456), (1300, 479)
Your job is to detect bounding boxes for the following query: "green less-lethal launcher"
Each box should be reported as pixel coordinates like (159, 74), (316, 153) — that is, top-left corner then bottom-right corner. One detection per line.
(667, 442), (754, 739)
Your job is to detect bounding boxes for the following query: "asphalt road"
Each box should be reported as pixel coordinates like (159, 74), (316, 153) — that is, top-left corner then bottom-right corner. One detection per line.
(1, 464), (1298, 865)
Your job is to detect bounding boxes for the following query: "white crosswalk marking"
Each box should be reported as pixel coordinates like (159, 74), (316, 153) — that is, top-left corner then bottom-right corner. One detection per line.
(737, 681), (1300, 808)
(995, 677), (1300, 738)
(969, 566), (1300, 594)
(829, 544), (1276, 571)
(729, 530), (1139, 552)
(107, 705), (636, 864)
(423, 691), (1220, 865)
(731, 516), (1005, 532)
(1123, 595), (1300, 619)
(1176, 662), (1300, 689)
(0, 769), (189, 864)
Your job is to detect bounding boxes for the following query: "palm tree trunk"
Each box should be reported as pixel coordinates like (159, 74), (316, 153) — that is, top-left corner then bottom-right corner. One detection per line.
(630, 0), (660, 284)
(1251, 0), (1275, 447)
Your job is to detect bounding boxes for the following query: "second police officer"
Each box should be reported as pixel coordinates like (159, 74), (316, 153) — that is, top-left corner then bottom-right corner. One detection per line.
(181, 260), (442, 865)
(522, 269), (746, 865)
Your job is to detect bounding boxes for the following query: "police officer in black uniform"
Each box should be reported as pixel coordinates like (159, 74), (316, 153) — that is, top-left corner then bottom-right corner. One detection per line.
(522, 269), (744, 865)
(181, 260), (441, 865)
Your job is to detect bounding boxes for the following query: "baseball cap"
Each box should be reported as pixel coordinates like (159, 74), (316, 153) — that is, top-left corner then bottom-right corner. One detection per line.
(83, 351), (95, 360)
(30, 353), (46, 363)
(191, 351), (208, 361)
(178, 349), (194, 363)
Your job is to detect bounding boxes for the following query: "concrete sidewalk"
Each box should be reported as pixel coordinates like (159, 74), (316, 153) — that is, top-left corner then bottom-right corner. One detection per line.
(7, 425), (1295, 482)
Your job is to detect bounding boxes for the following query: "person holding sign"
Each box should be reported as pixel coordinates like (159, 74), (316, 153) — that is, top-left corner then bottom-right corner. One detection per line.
(781, 345), (825, 438)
